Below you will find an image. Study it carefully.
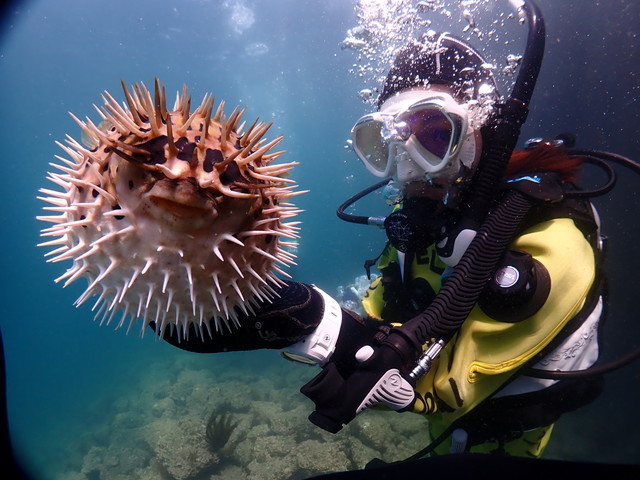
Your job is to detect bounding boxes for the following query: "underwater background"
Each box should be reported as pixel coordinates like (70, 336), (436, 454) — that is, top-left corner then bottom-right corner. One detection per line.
(0, 0), (638, 478)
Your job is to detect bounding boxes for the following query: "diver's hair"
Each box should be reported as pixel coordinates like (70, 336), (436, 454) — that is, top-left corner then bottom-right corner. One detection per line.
(378, 33), (498, 108)
(507, 144), (584, 183)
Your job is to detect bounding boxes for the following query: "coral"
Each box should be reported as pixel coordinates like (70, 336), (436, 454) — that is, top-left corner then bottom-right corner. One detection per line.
(80, 443), (153, 480)
(56, 352), (432, 480)
(143, 417), (219, 480)
(205, 406), (240, 456)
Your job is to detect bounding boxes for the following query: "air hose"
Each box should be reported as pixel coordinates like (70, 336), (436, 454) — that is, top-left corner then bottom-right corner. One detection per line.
(461, 121), (524, 224)
(461, 0), (545, 225)
(386, 188), (534, 357)
(336, 179), (390, 226)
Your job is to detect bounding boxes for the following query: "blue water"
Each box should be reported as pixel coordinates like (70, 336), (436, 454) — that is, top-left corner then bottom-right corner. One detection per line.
(0, 1), (639, 478)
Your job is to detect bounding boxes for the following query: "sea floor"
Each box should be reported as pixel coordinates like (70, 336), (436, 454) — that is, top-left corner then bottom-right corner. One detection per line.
(35, 350), (431, 480)
(18, 342), (639, 480)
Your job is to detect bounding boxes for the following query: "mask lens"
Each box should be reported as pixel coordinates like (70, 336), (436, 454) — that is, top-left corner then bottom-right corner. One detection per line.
(353, 119), (389, 175)
(402, 108), (453, 159)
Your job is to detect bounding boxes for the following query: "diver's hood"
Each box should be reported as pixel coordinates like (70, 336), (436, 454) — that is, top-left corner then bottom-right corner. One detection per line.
(378, 32), (499, 107)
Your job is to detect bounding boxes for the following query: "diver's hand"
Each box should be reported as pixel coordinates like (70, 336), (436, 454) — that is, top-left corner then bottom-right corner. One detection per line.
(151, 281), (324, 353)
(300, 331), (418, 433)
(152, 281), (378, 359)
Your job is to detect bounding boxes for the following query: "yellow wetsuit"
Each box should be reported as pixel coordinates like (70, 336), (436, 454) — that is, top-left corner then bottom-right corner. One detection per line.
(362, 216), (599, 456)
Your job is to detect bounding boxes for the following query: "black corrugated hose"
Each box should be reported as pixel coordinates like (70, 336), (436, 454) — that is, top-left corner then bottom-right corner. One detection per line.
(394, 188), (534, 348)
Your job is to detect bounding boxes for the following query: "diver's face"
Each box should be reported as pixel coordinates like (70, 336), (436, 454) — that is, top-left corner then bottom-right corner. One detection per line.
(394, 147), (428, 184)
(352, 86), (480, 197)
(402, 181), (451, 217)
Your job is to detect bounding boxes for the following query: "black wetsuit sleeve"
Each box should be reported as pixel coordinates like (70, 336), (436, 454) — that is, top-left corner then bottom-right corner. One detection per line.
(150, 281), (324, 353)
(151, 281), (385, 373)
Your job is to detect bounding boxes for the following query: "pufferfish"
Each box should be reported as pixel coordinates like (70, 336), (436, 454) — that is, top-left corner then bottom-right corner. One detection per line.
(38, 79), (303, 339)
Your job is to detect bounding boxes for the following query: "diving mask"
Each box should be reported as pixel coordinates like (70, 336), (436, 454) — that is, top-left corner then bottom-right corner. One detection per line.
(351, 90), (476, 184)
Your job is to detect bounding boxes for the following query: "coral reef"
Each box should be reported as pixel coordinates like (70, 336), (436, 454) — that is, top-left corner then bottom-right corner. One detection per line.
(143, 416), (219, 480)
(50, 351), (430, 480)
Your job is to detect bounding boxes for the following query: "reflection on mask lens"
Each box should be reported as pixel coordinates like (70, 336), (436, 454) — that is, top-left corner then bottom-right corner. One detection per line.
(352, 98), (463, 179)
(403, 109), (452, 159)
(354, 121), (388, 173)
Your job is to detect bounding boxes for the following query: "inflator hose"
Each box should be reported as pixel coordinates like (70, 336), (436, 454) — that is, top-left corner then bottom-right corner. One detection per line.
(462, 121), (523, 224)
(390, 189), (534, 349)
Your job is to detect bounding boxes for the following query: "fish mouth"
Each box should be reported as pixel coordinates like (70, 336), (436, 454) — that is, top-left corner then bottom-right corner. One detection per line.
(147, 179), (214, 216)
(142, 179), (217, 229)
(148, 194), (212, 218)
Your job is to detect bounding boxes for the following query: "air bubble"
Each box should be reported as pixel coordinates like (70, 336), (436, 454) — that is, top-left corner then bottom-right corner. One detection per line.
(245, 42), (269, 56)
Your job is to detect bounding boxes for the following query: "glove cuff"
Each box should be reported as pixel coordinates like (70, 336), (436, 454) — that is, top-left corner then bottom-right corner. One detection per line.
(281, 286), (342, 365)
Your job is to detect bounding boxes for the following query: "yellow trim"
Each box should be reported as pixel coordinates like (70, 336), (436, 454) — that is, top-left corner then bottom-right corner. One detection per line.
(364, 218), (596, 428)
(361, 276), (384, 320)
(361, 243), (447, 321)
(431, 422), (555, 457)
(465, 218), (595, 382)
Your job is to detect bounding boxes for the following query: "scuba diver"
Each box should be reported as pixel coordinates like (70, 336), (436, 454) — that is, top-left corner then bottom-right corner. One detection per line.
(154, 0), (639, 468)
(339, 32), (604, 457)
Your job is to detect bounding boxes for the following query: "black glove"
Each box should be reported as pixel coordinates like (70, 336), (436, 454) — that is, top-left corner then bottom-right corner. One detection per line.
(151, 280), (408, 434)
(301, 328), (420, 433)
(152, 281), (378, 359)
(151, 281), (322, 353)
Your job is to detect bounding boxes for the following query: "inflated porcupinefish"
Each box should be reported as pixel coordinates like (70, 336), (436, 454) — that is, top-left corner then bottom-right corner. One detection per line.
(38, 79), (304, 339)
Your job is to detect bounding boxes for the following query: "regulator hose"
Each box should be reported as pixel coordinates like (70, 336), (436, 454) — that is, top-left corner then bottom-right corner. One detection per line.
(389, 189), (534, 350)
(462, 121), (524, 224)
(336, 179), (390, 225)
(301, 189), (536, 434)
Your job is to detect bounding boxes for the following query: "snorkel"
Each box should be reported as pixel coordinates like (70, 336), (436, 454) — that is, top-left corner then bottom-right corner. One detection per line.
(461, 0), (545, 224)
(436, 0), (545, 263)
(303, 0), (547, 433)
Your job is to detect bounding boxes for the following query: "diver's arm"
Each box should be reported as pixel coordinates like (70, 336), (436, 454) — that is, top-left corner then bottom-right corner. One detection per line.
(152, 281), (379, 372)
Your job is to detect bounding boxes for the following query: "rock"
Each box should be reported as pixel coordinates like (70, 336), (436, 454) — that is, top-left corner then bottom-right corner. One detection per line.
(142, 417), (219, 480)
